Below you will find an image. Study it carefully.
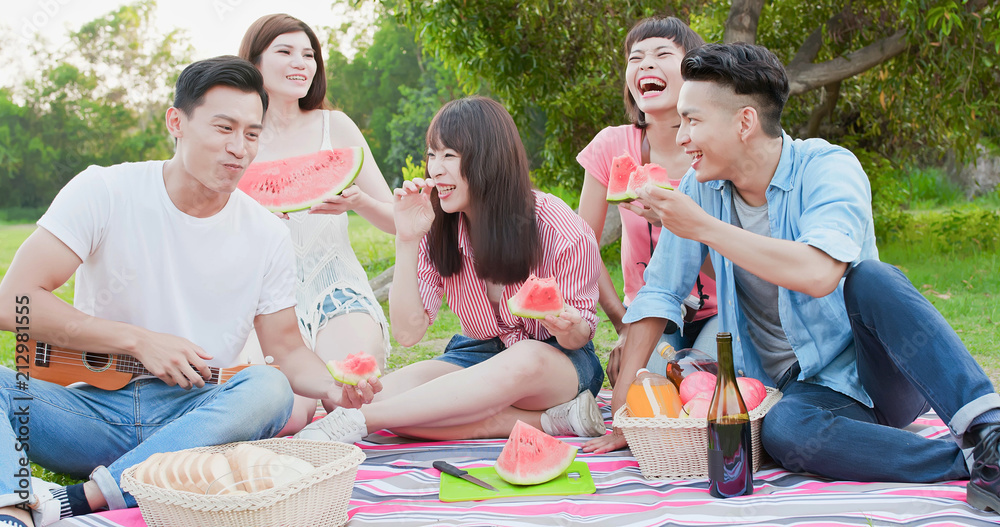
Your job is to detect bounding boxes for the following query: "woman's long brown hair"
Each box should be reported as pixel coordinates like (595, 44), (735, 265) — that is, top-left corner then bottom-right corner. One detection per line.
(238, 13), (331, 111)
(425, 97), (540, 284)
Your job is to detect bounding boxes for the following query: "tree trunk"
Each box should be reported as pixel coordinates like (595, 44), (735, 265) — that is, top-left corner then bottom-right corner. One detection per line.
(805, 81), (842, 138)
(786, 29), (908, 95)
(724, 0), (765, 45)
(721, 2), (909, 98)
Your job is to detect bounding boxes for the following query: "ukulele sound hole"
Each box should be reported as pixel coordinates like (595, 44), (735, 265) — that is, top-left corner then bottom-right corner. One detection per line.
(82, 353), (113, 373)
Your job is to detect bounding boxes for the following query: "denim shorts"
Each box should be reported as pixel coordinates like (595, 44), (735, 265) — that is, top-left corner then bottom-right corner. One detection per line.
(433, 334), (604, 396)
(301, 287), (376, 334)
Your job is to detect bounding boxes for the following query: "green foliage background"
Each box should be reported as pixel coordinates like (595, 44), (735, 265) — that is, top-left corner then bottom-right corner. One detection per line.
(2, 0), (998, 230)
(0, 1), (188, 210)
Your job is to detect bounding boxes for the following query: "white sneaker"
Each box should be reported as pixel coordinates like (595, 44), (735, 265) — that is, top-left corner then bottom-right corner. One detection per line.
(27, 478), (67, 527)
(541, 391), (605, 437)
(294, 407), (368, 443)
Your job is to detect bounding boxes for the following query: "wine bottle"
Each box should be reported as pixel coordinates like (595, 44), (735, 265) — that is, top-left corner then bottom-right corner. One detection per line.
(706, 332), (753, 498)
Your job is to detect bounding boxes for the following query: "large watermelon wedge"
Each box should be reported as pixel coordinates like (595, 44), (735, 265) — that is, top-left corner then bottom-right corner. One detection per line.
(606, 152), (638, 203)
(507, 274), (564, 319)
(238, 147), (364, 213)
(495, 420), (578, 485)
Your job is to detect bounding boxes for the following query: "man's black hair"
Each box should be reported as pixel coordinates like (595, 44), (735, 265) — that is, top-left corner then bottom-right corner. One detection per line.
(681, 43), (788, 137)
(173, 55), (268, 117)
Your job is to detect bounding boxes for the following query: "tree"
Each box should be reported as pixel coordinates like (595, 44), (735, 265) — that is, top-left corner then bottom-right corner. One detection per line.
(1, 0), (189, 209)
(326, 16), (423, 179)
(392, 0), (1000, 189)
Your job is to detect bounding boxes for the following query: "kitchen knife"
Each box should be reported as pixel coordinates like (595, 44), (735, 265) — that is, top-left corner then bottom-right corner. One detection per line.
(433, 460), (498, 492)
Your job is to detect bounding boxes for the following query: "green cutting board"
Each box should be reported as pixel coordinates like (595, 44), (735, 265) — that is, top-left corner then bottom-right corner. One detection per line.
(438, 460), (595, 502)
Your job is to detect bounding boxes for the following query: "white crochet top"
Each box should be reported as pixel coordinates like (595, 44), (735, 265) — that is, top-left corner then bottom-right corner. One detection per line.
(284, 111), (389, 353)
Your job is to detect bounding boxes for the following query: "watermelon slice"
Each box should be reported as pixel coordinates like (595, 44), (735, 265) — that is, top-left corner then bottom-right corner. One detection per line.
(238, 147), (364, 213)
(495, 420), (578, 485)
(507, 274), (564, 319)
(607, 161), (674, 204)
(606, 152), (639, 202)
(633, 162), (673, 190)
(326, 352), (381, 385)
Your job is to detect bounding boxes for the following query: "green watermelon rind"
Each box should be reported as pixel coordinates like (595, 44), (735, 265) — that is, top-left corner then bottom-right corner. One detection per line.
(494, 420), (579, 485)
(506, 297), (564, 319)
(605, 192), (636, 203)
(326, 355), (381, 386)
(605, 152), (638, 204)
(274, 147), (364, 213)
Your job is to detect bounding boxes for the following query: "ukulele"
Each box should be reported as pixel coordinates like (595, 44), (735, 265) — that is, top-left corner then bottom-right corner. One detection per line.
(24, 340), (277, 390)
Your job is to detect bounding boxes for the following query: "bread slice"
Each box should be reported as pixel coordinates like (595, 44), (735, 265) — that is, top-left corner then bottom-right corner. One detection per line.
(225, 446), (248, 492)
(182, 452), (208, 494)
(202, 453), (238, 495)
(243, 446), (278, 492)
(271, 454), (314, 487)
(133, 452), (165, 486)
(152, 452), (179, 490)
(166, 451), (195, 492)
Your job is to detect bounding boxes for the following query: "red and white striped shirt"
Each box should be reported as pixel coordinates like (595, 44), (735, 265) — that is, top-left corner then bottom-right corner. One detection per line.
(416, 191), (601, 347)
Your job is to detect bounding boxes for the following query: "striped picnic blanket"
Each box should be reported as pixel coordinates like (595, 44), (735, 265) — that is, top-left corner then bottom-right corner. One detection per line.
(56, 391), (999, 526)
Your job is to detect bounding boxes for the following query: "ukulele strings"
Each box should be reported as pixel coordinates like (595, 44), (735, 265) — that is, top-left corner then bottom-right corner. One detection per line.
(35, 348), (226, 379)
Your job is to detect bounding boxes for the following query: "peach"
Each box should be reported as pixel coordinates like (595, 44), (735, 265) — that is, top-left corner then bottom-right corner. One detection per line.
(679, 371), (717, 404)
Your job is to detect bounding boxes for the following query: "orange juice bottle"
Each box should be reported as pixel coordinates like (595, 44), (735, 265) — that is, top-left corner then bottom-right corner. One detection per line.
(626, 368), (682, 418)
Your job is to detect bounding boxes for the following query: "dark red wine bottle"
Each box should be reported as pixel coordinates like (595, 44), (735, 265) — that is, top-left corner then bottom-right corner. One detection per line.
(707, 332), (753, 498)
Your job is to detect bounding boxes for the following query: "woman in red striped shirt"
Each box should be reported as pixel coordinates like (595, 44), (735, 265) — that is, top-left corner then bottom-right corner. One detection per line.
(297, 97), (607, 442)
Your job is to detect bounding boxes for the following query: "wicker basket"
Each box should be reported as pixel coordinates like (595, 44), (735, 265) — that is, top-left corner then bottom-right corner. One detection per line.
(614, 387), (782, 479)
(120, 439), (364, 527)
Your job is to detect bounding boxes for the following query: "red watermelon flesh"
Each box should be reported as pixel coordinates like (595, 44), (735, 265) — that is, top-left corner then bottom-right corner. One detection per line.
(507, 274), (564, 319)
(632, 163), (673, 190)
(326, 352), (381, 385)
(495, 420), (578, 485)
(238, 147), (364, 213)
(606, 152), (639, 202)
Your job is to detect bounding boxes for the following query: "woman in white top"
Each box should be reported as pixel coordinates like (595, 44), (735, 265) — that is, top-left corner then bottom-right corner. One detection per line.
(238, 14), (394, 434)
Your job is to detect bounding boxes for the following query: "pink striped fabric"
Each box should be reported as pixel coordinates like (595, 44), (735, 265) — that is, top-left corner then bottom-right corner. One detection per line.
(62, 391), (998, 527)
(416, 190), (600, 347)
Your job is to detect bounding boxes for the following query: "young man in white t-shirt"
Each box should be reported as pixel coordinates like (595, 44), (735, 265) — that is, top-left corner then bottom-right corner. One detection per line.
(0, 56), (381, 527)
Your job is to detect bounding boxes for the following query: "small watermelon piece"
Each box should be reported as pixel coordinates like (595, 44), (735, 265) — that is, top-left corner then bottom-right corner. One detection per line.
(632, 162), (673, 191)
(238, 147), (364, 213)
(606, 152), (639, 203)
(326, 352), (381, 385)
(507, 274), (564, 319)
(495, 420), (578, 485)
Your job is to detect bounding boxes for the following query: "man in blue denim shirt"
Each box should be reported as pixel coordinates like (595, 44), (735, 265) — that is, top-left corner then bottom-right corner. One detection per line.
(585, 43), (1000, 512)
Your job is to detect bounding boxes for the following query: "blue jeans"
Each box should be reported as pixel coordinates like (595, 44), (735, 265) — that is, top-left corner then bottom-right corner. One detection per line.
(434, 334), (605, 397)
(761, 260), (1000, 482)
(0, 365), (293, 508)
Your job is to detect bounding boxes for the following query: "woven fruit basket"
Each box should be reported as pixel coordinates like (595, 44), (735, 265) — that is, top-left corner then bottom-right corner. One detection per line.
(613, 387), (782, 479)
(120, 439), (364, 527)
